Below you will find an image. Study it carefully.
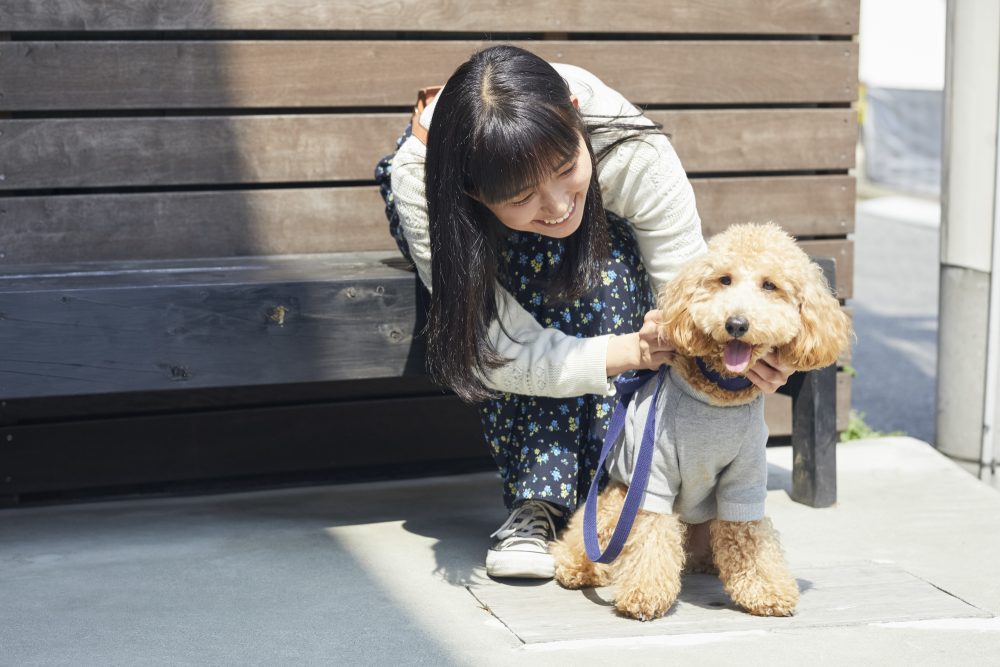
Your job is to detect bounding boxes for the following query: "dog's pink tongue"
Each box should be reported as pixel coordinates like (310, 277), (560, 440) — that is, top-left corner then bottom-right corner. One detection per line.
(724, 340), (753, 373)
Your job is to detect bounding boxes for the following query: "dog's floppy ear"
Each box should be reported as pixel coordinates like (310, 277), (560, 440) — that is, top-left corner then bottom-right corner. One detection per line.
(658, 254), (715, 357)
(777, 261), (853, 371)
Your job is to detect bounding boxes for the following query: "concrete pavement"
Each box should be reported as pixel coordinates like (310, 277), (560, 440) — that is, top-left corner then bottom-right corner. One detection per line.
(2, 437), (998, 666)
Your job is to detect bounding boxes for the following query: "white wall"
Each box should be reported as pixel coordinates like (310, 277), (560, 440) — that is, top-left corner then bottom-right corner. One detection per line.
(860, 0), (946, 91)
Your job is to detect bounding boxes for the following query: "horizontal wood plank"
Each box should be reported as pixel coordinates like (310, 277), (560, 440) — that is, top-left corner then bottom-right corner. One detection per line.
(0, 177), (854, 264)
(693, 176), (856, 238)
(0, 394), (486, 497)
(0, 0), (860, 34)
(0, 110), (856, 191)
(0, 253), (429, 399)
(653, 109), (858, 173)
(1, 41), (859, 110)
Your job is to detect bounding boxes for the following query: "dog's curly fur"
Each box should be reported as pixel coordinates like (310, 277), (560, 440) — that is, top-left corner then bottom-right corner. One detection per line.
(552, 222), (853, 620)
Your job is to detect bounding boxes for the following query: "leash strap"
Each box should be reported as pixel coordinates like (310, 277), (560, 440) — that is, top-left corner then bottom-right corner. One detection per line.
(583, 366), (667, 564)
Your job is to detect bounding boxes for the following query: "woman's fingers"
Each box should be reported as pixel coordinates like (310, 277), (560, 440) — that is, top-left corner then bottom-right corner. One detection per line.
(650, 350), (677, 368)
(638, 311), (675, 359)
(643, 308), (663, 325)
(747, 351), (794, 394)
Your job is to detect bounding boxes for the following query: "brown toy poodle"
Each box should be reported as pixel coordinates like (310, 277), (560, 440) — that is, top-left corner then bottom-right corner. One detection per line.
(551, 222), (853, 620)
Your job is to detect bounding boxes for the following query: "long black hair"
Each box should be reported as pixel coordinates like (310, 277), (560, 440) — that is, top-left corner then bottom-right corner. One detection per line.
(424, 45), (663, 402)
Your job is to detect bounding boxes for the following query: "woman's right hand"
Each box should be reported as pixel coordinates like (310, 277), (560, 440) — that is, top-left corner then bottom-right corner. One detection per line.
(605, 309), (677, 377)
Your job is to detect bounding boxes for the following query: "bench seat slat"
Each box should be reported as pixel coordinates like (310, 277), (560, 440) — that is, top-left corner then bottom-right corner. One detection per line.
(0, 242), (851, 402)
(0, 253), (426, 399)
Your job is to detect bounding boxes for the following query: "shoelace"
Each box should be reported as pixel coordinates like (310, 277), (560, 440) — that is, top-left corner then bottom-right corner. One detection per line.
(490, 500), (561, 542)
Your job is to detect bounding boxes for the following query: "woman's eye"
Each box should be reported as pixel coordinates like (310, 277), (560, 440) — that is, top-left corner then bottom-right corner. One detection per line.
(510, 194), (533, 207)
(720, 276), (732, 286)
(763, 280), (777, 291)
(560, 161), (578, 177)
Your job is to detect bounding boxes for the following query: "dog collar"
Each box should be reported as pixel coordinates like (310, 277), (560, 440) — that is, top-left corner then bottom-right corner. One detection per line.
(695, 357), (754, 392)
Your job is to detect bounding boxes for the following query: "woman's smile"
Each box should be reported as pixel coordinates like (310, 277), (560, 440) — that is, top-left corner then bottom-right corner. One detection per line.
(537, 195), (577, 227)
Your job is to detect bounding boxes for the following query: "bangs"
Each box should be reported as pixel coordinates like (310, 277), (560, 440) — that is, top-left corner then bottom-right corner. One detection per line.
(465, 103), (582, 205)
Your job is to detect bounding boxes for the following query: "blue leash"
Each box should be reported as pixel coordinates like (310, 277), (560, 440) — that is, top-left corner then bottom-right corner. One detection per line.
(583, 365), (667, 563)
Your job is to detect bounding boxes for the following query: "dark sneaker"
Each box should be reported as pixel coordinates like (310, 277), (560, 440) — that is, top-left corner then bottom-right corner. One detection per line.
(486, 500), (562, 579)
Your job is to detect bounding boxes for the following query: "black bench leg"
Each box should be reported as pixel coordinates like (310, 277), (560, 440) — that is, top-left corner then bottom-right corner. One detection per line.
(781, 365), (838, 507)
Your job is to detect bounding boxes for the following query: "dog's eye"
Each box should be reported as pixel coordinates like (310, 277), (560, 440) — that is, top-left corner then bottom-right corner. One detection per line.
(720, 276), (732, 286)
(763, 280), (777, 291)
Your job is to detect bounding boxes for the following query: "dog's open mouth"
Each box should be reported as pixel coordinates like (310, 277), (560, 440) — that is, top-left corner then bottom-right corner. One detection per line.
(724, 340), (754, 373)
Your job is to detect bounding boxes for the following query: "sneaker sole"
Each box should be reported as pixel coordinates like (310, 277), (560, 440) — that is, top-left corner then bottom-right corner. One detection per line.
(485, 549), (554, 579)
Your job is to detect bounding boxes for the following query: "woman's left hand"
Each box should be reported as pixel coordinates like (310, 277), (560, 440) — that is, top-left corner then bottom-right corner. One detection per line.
(747, 350), (793, 394)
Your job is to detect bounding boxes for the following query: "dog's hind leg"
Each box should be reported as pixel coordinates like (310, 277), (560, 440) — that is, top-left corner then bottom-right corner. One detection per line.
(551, 484), (624, 589)
(710, 517), (799, 616)
(611, 510), (686, 621)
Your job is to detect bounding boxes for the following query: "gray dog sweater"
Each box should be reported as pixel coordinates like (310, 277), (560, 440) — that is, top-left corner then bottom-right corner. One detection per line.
(605, 367), (768, 524)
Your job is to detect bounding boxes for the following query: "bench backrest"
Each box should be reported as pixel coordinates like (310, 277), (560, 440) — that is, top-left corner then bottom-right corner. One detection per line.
(1, 0), (857, 298)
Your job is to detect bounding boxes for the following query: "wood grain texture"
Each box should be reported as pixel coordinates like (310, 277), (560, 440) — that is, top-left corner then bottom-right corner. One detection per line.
(0, 253), (429, 399)
(694, 176), (856, 237)
(1, 41), (859, 110)
(0, 178), (854, 264)
(0, 0), (860, 34)
(0, 109), (857, 190)
(0, 110), (856, 191)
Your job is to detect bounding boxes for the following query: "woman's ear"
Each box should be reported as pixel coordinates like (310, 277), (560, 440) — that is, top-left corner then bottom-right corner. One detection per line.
(777, 262), (853, 371)
(570, 94), (580, 111)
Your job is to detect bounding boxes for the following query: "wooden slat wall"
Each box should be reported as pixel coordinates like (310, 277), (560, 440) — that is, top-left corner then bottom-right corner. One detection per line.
(0, 8), (859, 269)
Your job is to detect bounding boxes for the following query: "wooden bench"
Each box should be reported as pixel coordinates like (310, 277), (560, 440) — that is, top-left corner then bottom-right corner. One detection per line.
(0, 1), (858, 506)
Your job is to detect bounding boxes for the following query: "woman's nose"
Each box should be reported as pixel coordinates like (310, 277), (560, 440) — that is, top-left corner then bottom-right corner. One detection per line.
(539, 187), (570, 218)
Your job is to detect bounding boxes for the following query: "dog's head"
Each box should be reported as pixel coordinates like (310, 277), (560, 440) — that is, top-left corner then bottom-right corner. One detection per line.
(659, 223), (853, 374)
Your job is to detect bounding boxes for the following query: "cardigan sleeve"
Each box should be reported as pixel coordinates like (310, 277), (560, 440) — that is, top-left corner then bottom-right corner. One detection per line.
(555, 64), (707, 292)
(390, 134), (615, 398)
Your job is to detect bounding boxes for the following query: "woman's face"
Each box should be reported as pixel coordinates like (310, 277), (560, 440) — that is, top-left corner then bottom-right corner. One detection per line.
(480, 132), (593, 239)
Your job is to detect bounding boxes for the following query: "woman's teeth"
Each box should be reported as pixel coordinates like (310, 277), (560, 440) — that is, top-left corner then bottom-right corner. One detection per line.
(541, 198), (575, 225)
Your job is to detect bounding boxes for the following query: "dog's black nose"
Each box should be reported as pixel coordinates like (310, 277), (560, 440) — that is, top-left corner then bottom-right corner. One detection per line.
(725, 315), (749, 338)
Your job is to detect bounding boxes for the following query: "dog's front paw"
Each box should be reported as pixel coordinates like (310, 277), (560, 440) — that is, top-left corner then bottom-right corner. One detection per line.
(726, 571), (799, 617)
(710, 518), (798, 617)
(614, 586), (677, 621)
(553, 561), (610, 589)
(551, 540), (611, 589)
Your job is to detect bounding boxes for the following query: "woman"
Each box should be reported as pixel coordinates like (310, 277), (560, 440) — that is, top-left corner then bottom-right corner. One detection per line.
(375, 45), (791, 579)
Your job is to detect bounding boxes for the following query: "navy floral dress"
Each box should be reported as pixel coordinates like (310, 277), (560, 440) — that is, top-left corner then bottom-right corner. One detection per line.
(375, 126), (655, 517)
